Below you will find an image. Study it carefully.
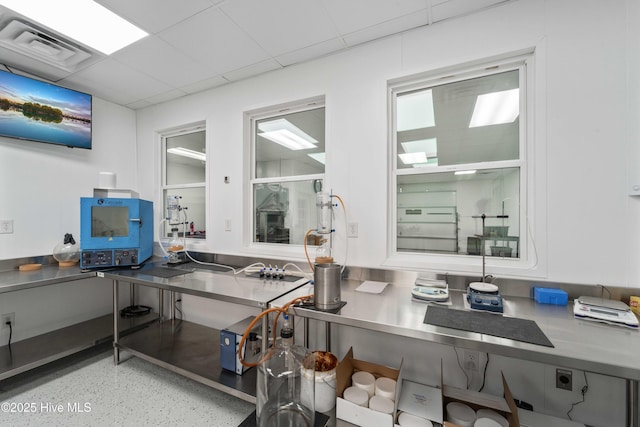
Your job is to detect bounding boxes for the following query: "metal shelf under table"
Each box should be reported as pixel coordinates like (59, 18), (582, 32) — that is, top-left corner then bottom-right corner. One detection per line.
(115, 319), (257, 403)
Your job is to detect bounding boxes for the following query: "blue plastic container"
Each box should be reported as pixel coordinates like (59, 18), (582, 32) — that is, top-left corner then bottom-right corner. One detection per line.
(533, 287), (568, 306)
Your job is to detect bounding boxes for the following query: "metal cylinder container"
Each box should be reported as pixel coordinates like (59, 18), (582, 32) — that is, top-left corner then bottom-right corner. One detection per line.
(314, 263), (341, 310)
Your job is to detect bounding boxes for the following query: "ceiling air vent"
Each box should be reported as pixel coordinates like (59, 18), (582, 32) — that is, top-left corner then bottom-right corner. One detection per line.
(0, 18), (93, 72)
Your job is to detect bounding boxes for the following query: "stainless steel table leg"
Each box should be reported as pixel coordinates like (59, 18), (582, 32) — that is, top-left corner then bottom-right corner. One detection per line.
(326, 321), (331, 352)
(159, 289), (164, 322)
(627, 379), (638, 427)
(261, 314), (269, 352)
(170, 291), (176, 323)
(113, 279), (120, 365)
(304, 317), (309, 349)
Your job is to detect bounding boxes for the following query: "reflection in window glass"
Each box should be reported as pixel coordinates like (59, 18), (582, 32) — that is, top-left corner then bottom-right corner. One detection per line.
(255, 108), (325, 179)
(397, 169), (519, 257)
(250, 99), (325, 246)
(392, 59), (528, 258)
(162, 128), (206, 240)
(396, 70), (519, 170)
(253, 180), (320, 245)
(163, 187), (206, 239)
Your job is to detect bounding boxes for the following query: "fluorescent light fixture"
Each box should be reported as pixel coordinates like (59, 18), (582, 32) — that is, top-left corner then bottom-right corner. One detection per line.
(399, 152), (427, 165)
(167, 147), (206, 161)
(469, 88), (519, 128)
(401, 138), (437, 156)
(258, 118), (317, 151)
(397, 90), (435, 131)
(0, 0), (148, 55)
(308, 152), (326, 164)
(455, 170), (476, 175)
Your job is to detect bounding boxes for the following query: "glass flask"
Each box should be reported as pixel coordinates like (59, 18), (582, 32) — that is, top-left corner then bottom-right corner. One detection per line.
(53, 233), (80, 266)
(256, 316), (315, 427)
(314, 238), (334, 264)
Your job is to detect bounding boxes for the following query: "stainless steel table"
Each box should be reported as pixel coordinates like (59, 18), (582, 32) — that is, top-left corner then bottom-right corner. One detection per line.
(0, 264), (112, 380)
(292, 279), (640, 427)
(101, 262), (309, 403)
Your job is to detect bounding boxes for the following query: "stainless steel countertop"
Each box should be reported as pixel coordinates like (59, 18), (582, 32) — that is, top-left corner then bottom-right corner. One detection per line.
(100, 262), (310, 309)
(0, 264), (94, 294)
(292, 279), (640, 382)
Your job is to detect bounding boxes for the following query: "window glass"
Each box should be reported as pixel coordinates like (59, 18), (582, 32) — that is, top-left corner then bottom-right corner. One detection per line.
(392, 63), (525, 259)
(162, 128), (206, 240)
(396, 70), (519, 170)
(255, 108), (325, 179)
(253, 180), (320, 245)
(250, 100), (325, 246)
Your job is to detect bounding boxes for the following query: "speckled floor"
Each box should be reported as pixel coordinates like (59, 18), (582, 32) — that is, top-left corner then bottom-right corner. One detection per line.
(0, 346), (255, 426)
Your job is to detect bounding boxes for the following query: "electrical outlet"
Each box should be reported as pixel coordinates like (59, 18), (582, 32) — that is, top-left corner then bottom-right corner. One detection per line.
(1, 312), (15, 330)
(347, 222), (358, 238)
(0, 219), (13, 234)
(224, 219), (231, 231)
(556, 368), (572, 391)
(463, 350), (479, 372)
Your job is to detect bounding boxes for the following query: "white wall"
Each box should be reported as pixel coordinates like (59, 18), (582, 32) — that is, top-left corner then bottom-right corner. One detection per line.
(137, 0), (639, 287)
(0, 97), (139, 343)
(0, 98), (140, 259)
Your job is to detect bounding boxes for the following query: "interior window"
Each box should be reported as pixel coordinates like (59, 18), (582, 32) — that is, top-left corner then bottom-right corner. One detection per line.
(249, 98), (325, 246)
(162, 126), (206, 240)
(392, 62), (526, 259)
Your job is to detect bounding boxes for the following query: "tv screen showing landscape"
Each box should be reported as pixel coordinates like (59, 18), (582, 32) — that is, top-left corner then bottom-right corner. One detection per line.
(0, 69), (91, 149)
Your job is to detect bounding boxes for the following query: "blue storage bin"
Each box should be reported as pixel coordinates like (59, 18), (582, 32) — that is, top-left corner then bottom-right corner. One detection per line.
(533, 287), (568, 306)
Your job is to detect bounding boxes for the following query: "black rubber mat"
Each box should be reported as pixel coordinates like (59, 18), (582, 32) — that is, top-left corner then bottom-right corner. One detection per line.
(424, 305), (554, 347)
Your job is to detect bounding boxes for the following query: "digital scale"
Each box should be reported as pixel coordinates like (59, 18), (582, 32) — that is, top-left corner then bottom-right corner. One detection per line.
(573, 296), (639, 328)
(411, 277), (449, 302)
(467, 282), (504, 313)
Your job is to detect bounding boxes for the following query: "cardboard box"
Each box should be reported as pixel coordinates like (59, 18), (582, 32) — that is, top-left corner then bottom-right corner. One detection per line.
(395, 362), (519, 427)
(442, 373), (520, 427)
(336, 347), (403, 427)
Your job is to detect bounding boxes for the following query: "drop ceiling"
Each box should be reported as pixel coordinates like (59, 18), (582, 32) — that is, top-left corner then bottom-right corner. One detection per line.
(0, 0), (511, 110)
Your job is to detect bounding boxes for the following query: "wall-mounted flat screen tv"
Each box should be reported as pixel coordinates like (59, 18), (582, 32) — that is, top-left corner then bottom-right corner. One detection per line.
(0, 69), (91, 149)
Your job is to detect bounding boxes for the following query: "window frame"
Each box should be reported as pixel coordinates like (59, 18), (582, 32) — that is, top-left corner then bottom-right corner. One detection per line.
(160, 122), (208, 250)
(246, 96), (326, 250)
(387, 54), (534, 273)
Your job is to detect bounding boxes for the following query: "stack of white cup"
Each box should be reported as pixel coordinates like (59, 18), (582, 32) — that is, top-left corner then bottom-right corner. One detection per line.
(342, 371), (397, 415)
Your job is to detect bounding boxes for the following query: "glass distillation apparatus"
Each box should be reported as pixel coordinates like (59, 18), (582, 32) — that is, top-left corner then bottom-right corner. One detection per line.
(165, 195), (186, 264)
(312, 192), (343, 310)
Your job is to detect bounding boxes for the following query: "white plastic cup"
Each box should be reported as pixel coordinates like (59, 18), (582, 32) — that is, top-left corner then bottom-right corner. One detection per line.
(474, 418), (502, 427)
(446, 402), (476, 427)
(352, 371), (376, 397)
(375, 376), (397, 401)
(369, 395), (394, 414)
(475, 409), (509, 427)
(343, 386), (369, 407)
(398, 411), (434, 427)
(98, 172), (116, 189)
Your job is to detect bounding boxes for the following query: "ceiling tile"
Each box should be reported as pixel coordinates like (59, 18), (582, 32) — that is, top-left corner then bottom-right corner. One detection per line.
(159, 7), (269, 74)
(143, 88), (189, 105)
(95, 0), (216, 34)
(431, 0), (508, 23)
(112, 37), (215, 87)
(179, 75), (229, 95)
(275, 38), (347, 67)
(61, 58), (173, 105)
(342, 10), (429, 47)
(222, 59), (282, 82)
(220, 0), (340, 57)
(321, 0), (428, 34)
